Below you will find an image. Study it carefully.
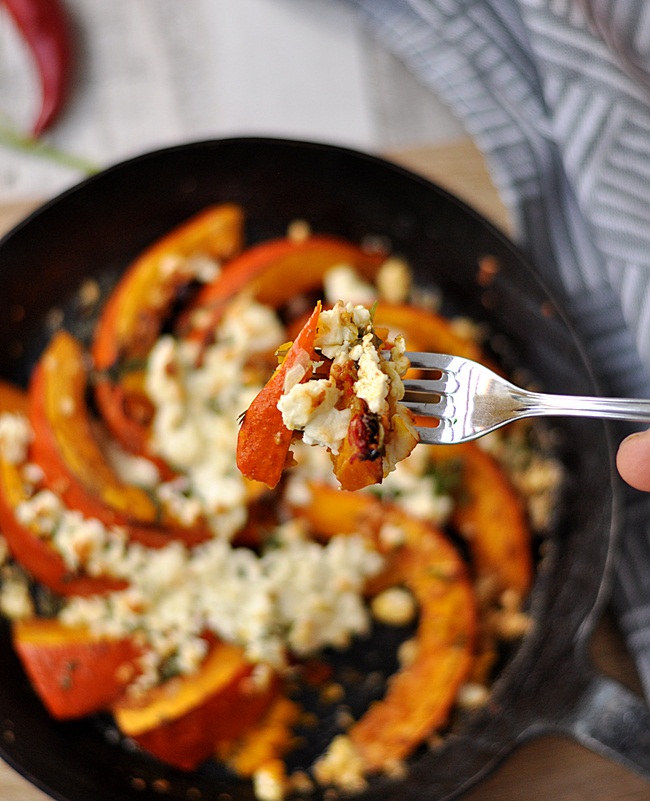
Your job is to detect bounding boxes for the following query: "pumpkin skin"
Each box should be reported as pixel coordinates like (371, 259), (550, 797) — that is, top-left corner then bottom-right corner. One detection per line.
(13, 618), (141, 719)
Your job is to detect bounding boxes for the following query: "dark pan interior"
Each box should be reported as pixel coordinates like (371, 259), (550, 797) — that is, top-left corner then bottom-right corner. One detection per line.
(0, 138), (617, 801)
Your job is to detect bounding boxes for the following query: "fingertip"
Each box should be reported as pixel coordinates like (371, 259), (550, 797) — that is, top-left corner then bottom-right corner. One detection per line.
(616, 429), (650, 491)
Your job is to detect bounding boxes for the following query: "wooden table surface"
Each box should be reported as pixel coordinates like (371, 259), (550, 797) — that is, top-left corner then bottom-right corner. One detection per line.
(1, 140), (649, 801)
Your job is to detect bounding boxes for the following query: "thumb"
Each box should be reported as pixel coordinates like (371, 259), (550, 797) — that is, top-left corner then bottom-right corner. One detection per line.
(616, 428), (650, 491)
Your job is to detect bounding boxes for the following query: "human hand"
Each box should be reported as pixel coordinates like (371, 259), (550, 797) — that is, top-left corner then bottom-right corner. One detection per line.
(616, 430), (650, 491)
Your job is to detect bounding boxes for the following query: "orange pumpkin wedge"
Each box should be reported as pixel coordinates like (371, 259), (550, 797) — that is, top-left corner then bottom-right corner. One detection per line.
(13, 618), (141, 718)
(92, 203), (244, 456)
(349, 511), (476, 771)
(29, 331), (209, 548)
(290, 483), (381, 541)
(299, 444), (531, 600)
(373, 302), (488, 365)
(294, 485), (476, 772)
(429, 443), (532, 597)
(329, 395), (385, 491)
(0, 383), (123, 595)
(93, 203), (244, 371)
(113, 641), (277, 771)
(0, 453), (124, 596)
(178, 235), (385, 340)
(218, 696), (301, 777)
(237, 302), (321, 489)
(0, 380), (30, 415)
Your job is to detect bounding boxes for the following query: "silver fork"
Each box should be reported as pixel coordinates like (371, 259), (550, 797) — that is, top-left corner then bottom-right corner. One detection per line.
(402, 352), (650, 445)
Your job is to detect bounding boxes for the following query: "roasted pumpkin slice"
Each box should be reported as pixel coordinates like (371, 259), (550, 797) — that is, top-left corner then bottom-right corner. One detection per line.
(93, 373), (156, 463)
(0, 380), (29, 415)
(0, 384), (123, 595)
(113, 640), (278, 771)
(178, 235), (385, 340)
(29, 331), (209, 547)
(299, 439), (532, 601)
(237, 302), (321, 488)
(0, 452), (124, 595)
(218, 696), (301, 777)
(92, 203), (244, 455)
(329, 395), (385, 491)
(93, 203), (244, 370)
(290, 482), (381, 541)
(429, 443), (532, 598)
(13, 619), (141, 718)
(293, 485), (476, 772)
(349, 511), (476, 771)
(373, 302), (488, 365)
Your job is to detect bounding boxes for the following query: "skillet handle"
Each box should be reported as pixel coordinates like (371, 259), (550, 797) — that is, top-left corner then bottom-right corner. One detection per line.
(558, 672), (650, 778)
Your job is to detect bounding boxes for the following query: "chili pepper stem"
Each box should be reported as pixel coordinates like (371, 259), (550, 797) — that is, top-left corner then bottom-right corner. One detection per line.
(0, 124), (99, 175)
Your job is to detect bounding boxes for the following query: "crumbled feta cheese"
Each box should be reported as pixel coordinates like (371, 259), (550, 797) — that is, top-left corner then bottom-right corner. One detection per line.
(313, 735), (367, 793)
(21, 462), (44, 485)
(370, 445), (453, 526)
(313, 301), (371, 360)
(397, 637), (419, 667)
(287, 219), (311, 242)
(61, 523), (384, 681)
(159, 252), (221, 284)
(278, 380), (351, 454)
(370, 587), (417, 627)
(103, 439), (160, 489)
(0, 412), (32, 464)
(253, 761), (287, 801)
(457, 682), (490, 710)
(145, 297), (285, 539)
(15, 489), (64, 536)
(376, 256), (412, 304)
(353, 333), (389, 414)
(0, 577), (34, 620)
(52, 511), (116, 571)
(218, 296), (285, 356)
(323, 265), (377, 307)
(378, 522), (406, 549)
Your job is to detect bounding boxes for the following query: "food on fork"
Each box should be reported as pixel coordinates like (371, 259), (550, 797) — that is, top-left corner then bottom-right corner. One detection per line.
(237, 300), (419, 491)
(0, 207), (562, 800)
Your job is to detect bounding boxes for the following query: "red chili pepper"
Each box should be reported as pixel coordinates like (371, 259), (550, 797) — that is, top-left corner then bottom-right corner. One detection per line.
(2, 0), (72, 136)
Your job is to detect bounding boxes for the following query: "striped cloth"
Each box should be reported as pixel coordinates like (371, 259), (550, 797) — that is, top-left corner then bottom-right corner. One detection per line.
(345, 0), (650, 699)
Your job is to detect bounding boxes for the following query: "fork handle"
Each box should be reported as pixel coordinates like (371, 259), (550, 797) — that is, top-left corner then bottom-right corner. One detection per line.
(518, 390), (650, 423)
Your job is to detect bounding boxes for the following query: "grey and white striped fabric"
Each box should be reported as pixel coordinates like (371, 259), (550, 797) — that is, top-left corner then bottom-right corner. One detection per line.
(343, 0), (650, 700)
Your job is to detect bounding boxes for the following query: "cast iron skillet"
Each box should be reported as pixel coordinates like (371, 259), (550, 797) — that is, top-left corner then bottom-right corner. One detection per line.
(1, 137), (650, 801)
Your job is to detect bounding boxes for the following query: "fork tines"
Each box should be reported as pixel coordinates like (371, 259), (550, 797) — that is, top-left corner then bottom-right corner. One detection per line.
(402, 351), (457, 400)
(404, 351), (457, 371)
(401, 352), (461, 444)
